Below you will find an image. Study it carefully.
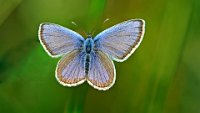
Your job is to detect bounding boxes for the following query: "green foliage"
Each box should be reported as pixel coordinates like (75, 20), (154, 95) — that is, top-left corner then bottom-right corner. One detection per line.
(0, 0), (200, 113)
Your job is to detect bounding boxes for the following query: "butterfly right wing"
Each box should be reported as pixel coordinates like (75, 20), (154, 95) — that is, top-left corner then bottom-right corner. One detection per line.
(39, 23), (84, 58)
(94, 19), (145, 62)
(56, 50), (86, 86)
(86, 51), (116, 91)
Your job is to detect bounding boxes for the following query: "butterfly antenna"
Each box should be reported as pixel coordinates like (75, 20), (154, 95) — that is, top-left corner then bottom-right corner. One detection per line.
(71, 21), (88, 37)
(90, 18), (110, 36)
(90, 29), (96, 37)
(71, 21), (78, 26)
(103, 18), (110, 23)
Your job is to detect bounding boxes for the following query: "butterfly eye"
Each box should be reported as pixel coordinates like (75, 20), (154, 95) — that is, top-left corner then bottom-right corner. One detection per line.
(87, 35), (92, 38)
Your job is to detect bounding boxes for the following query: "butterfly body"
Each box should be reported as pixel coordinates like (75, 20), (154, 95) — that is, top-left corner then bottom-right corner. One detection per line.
(81, 37), (94, 75)
(38, 19), (145, 91)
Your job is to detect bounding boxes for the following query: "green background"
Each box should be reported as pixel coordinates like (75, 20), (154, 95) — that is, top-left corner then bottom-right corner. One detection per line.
(0, 0), (200, 113)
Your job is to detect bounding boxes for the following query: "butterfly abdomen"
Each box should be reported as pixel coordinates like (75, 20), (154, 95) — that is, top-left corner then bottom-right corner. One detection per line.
(85, 55), (90, 74)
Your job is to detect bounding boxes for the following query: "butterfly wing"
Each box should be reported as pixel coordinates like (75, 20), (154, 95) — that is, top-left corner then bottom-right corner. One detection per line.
(94, 19), (145, 62)
(86, 51), (116, 90)
(38, 23), (84, 57)
(56, 50), (86, 86)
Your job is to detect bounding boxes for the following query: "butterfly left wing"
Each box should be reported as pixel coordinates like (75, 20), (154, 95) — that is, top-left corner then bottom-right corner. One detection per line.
(39, 23), (84, 58)
(94, 19), (145, 62)
(56, 50), (86, 86)
(86, 51), (116, 90)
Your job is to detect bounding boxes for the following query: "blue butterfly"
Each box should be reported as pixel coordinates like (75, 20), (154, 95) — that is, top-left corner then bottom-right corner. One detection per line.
(38, 19), (145, 91)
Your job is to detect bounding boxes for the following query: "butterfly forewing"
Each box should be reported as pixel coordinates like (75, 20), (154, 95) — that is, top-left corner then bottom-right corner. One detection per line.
(87, 51), (115, 90)
(56, 50), (86, 86)
(94, 19), (145, 62)
(39, 23), (84, 57)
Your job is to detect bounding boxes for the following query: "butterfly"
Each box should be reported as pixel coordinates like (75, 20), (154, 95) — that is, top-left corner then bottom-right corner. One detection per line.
(38, 19), (145, 91)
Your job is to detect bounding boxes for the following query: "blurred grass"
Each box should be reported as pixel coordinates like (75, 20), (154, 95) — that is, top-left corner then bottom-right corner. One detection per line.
(0, 0), (200, 113)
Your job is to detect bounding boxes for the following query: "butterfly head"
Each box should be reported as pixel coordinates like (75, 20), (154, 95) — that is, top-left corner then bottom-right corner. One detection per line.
(87, 35), (93, 39)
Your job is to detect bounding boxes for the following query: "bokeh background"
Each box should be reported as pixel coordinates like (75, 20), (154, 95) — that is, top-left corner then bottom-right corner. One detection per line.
(0, 0), (200, 113)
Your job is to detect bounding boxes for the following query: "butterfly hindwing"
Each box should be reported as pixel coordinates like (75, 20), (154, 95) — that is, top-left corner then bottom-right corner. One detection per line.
(56, 50), (86, 86)
(39, 23), (84, 57)
(94, 19), (145, 62)
(86, 51), (116, 90)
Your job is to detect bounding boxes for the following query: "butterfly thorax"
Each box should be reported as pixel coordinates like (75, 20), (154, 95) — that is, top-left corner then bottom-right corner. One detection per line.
(84, 37), (94, 54)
